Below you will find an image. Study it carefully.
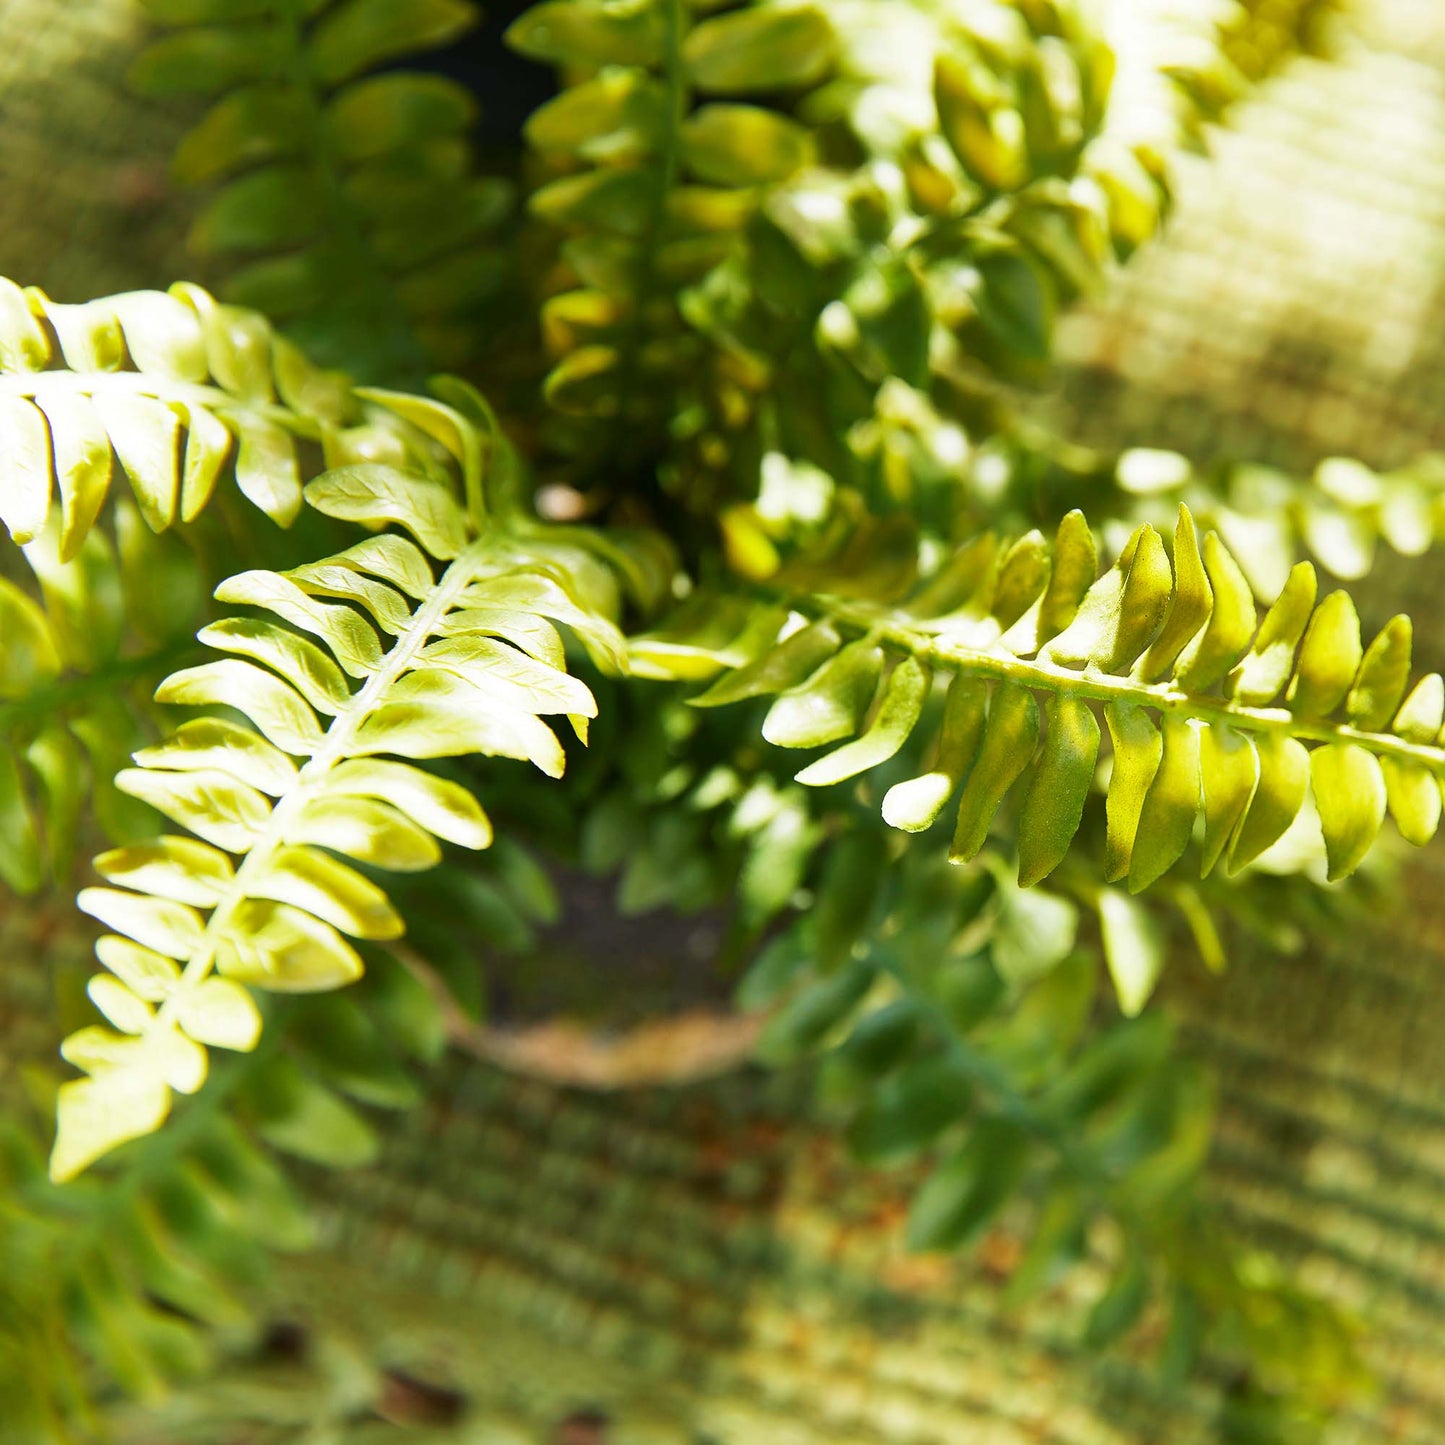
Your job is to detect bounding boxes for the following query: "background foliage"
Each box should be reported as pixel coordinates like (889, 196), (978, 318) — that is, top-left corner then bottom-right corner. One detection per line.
(2, 0), (1441, 1440)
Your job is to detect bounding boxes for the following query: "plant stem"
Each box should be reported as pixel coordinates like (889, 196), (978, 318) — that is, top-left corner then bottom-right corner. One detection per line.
(805, 595), (1445, 773)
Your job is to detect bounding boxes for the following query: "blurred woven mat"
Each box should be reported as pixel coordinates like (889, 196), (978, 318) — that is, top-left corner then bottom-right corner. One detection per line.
(0, 0), (193, 300)
(4, 1), (1445, 1443)
(1054, 0), (1445, 478)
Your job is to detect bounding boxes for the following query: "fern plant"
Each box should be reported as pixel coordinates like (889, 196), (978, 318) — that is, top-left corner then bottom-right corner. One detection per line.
(0, 0), (1422, 1437)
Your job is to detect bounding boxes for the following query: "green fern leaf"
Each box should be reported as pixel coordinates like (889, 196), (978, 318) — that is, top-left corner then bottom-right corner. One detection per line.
(52, 417), (627, 1180)
(634, 504), (1445, 891)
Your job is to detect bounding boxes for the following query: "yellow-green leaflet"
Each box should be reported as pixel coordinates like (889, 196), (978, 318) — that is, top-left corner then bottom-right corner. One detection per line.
(172, 979), (262, 1051)
(1347, 616), (1412, 732)
(305, 465), (468, 559)
(247, 847), (404, 940)
(1380, 756), (1441, 846)
(88, 974), (154, 1035)
(690, 620), (841, 707)
(681, 105), (814, 187)
(417, 636), (598, 716)
(34, 390), (113, 560)
(1128, 714), (1201, 892)
(94, 837), (235, 908)
(94, 937), (181, 1002)
(951, 682), (1039, 863)
(1310, 744), (1386, 881)
(92, 394), (182, 532)
(762, 639), (883, 748)
(124, 769), (273, 857)
(327, 534), (436, 600)
(51, 1072), (172, 1184)
(991, 530), (1050, 629)
(0, 396), (55, 544)
(1098, 888), (1164, 1018)
(1036, 509), (1096, 643)
(217, 899), (364, 993)
(1228, 561), (1316, 705)
(936, 52), (1028, 191)
(1198, 726), (1258, 877)
(231, 418), (302, 529)
(213, 571), (384, 677)
(525, 70), (664, 154)
(179, 403), (232, 521)
(355, 387), (481, 500)
(1110, 524), (1173, 672)
(882, 673), (987, 833)
(1228, 732), (1310, 871)
(443, 605), (566, 671)
(285, 795), (442, 871)
(324, 758), (492, 848)
(1173, 532), (1254, 690)
(1138, 506), (1211, 682)
(199, 617), (353, 715)
(78, 887), (205, 960)
(1043, 523), (1168, 672)
(1287, 590), (1361, 717)
(156, 660), (324, 756)
(0, 275), (51, 369)
(356, 694), (567, 776)
(131, 718), (299, 796)
(1392, 672), (1444, 741)
(286, 561), (414, 634)
(1103, 703), (1161, 883)
(796, 657), (930, 787)
(681, 5), (835, 92)
(1017, 695), (1100, 887)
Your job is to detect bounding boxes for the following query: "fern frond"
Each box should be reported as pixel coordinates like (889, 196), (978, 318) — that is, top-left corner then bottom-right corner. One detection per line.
(509, 0), (832, 466)
(129, 0), (504, 379)
(633, 504), (1445, 896)
(0, 277), (459, 556)
(52, 433), (629, 1180)
(516, 0), (1274, 511)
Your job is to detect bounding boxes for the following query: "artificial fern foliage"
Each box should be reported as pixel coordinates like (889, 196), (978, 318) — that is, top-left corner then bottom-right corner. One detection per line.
(42, 346), (633, 1179)
(636, 502), (1445, 898)
(0, 0), (1436, 1436)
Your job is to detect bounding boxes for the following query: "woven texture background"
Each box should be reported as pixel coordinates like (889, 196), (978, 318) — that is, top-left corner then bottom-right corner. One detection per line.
(2, 1), (1444, 1441)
